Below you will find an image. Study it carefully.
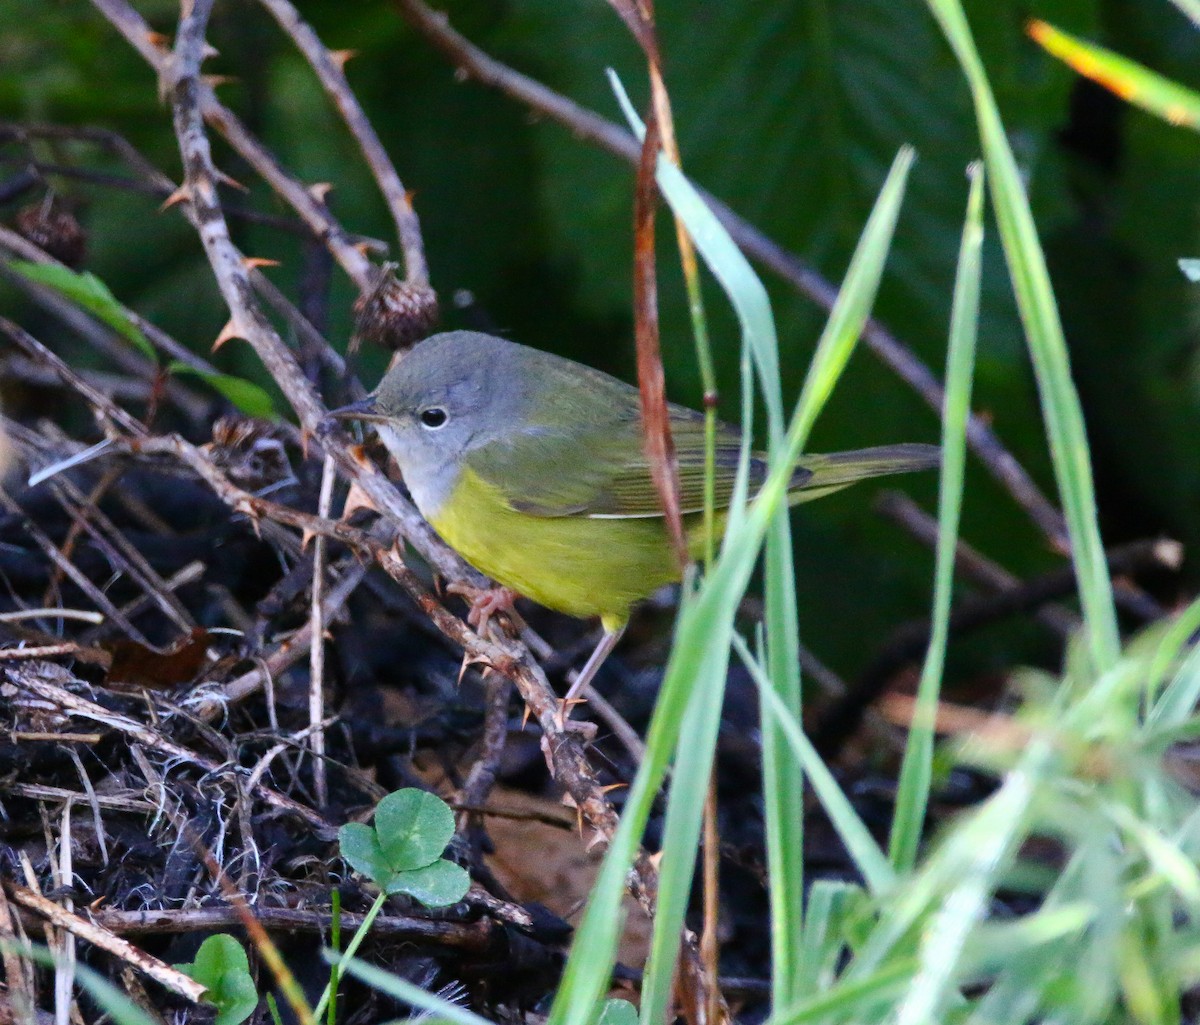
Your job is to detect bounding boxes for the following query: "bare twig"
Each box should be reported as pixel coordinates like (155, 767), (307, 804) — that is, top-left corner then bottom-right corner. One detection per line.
(133, 431), (666, 907)
(309, 455), (336, 808)
(89, 0), (377, 291)
(0, 487), (152, 646)
(456, 671), (513, 836)
(94, 904), (507, 951)
(149, 0), (659, 891)
(254, 0), (428, 284)
(4, 883), (207, 1005)
(0, 122), (388, 247)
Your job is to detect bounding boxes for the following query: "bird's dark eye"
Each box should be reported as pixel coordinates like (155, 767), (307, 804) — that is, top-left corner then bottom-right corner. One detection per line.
(419, 407), (448, 429)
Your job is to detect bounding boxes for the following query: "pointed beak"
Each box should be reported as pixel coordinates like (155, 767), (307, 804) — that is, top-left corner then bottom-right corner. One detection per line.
(325, 396), (388, 424)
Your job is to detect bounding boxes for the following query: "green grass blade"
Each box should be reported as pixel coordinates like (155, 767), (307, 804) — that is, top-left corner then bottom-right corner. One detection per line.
(888, 162), (984, 872)
(795, 881), (864, 996)
(768, 959), (920, 1025)
(4, 943), (158, 1025)
(608, 73), (785, 436)
(1029, 20), (1200, 131)
(549, 121), (913, 1025)
(1145, 597), (1200, 729)
(1167, 0), (1200, 29)
(850, 738), (1056, 983)
(734, 633), (895, 895)
(924, 0), (1120, 674)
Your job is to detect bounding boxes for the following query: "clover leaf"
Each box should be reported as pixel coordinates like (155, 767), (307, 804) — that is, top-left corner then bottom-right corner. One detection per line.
(339, 788), (469, 908)
(175, 934), (258, 1025)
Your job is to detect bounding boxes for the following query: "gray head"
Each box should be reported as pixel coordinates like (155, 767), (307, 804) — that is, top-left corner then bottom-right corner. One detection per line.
(327, 331), (542, 515)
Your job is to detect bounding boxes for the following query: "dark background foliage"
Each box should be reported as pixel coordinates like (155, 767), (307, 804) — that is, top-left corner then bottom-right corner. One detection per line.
(2, 0), (1198, 677)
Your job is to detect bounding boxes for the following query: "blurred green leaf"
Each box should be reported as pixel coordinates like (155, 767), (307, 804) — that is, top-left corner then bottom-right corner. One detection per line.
(167, 362), (276, 419)
(175, 935), (259, 1025)
(598, 999), (638, 1025)
(7, 260), (156, 361)
(1029, 19), (1200, 131)
(1178, 258), (1200, 282)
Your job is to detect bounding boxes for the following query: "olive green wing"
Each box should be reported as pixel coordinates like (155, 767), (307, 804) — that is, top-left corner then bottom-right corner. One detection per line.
(468, 372), (937, 520)
(468, 400), (778, 519)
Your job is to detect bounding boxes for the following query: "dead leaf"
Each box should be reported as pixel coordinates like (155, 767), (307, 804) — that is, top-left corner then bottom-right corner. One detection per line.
(105, 628), (210, 691)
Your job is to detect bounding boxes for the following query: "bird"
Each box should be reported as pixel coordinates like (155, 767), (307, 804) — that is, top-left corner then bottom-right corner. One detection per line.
(330, 330), (938, 702)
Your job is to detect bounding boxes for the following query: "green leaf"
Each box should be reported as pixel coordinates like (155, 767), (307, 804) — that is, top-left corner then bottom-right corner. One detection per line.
(338, 821), (393, 887)
(385, 858), (470, 907)
(1178, 259), (1200, 283)
(175, 935), (259, 1025)
(168, 362), (277, 419)
(6, 260), (156, 361)
(374, 787), (457, 871)
(1029, 19), (1200, 132)
(598, 999), (638, 1025)
(340, 790), (466, 906)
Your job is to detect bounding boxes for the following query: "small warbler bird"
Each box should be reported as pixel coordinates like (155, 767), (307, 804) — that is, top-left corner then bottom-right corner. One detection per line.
(331, 331), (938, 699)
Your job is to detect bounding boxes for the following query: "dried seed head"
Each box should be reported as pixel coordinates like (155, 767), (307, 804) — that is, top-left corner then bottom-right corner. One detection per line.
(15, 200), (87, 268)
(207, 417), (295, 494)
(352, 264), (439, 352)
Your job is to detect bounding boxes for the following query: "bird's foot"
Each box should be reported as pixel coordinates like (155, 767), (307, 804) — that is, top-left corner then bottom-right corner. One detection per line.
(447, 583), (524, 637)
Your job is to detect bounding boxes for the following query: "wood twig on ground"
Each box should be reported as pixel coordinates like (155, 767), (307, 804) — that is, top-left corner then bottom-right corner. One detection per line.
(4, 884), (206, 1005)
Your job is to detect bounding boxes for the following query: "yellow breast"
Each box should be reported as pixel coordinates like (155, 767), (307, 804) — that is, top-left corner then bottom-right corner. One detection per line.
(428, 467), (697, 630)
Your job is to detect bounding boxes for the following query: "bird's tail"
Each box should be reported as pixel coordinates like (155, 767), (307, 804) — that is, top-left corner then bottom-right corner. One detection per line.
(788, 443), (940, 503)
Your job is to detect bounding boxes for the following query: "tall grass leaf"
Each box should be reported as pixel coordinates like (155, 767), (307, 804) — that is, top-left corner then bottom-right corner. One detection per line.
(1167, 0), (1200, 29)
(606, 74), (914, 1025)
(551, 109), (912, 1025)
(892, 768), (1051, 1022)
(5, 943), (158, 1025)
(734, 633), (894, 895)
(608, 72), (785, 435)
(1028, 20), (1200, 131)
(924, 0), (1121, 674)
(1144, 596), (1200, 729)
(611, 70), (808, 1013)
(795, 881), (863, 997)
(768, 959), (920, 1025)
(961, 902), (1093, 975)
(888, 162), (984, 873)
(849, 738), (1055, 981)
(549, 579), (734, 1025)
(1105, 803), (1200, 919)
(613, 67), (807, 1008)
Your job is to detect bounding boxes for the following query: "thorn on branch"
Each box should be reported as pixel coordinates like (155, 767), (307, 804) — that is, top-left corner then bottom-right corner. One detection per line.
(212, 318), (248, 351)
